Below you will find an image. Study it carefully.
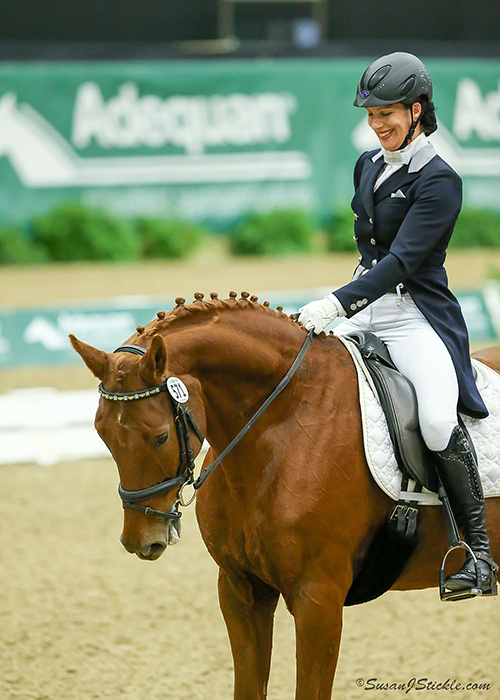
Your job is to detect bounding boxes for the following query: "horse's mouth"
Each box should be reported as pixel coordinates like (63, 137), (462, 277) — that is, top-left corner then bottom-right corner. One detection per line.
(136, 548), (165, 561)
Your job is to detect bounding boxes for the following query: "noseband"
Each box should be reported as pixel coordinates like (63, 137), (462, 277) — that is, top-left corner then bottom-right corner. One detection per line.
(101, 332), (312, 523)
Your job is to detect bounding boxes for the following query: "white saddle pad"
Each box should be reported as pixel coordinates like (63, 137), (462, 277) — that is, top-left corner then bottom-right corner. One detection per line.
(339, 338), (500, 506)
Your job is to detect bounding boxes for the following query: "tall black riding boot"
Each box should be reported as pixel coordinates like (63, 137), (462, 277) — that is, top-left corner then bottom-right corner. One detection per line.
(434, 425), (498, 593)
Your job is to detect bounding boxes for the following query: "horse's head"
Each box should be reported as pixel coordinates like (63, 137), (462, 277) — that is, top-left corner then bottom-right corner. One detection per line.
(70, 333), (206, 560)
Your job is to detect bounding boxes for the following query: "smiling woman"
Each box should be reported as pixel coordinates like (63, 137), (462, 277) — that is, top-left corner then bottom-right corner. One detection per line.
(365, 103), (422, 152)
(354, 51), (436, 151)
(297, 51), (498, 597)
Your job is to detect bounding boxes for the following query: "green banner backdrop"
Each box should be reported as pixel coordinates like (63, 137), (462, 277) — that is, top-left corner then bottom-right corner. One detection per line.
(0, 58), (499, 230)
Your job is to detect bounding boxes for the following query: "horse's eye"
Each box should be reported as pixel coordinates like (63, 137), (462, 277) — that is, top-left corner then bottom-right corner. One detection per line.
(155, 432), (169, 447)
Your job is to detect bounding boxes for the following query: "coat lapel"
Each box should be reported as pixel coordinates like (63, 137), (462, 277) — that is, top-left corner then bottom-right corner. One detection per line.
(373, 167), (420, 205)
(373, 142), (437, 205)
(358, 142), (437, 216)
(359, 155), (384, 220)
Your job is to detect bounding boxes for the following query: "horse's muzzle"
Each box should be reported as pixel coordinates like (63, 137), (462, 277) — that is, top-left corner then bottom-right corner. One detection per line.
(120, 535), (166, 560)
(120, 519), (180, 559)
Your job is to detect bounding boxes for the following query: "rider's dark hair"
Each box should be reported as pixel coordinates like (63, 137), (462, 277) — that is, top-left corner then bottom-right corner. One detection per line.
(417, 97), (438, 136)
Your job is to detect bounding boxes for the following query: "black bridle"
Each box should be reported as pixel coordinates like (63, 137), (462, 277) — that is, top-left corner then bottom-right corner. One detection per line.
(100, 332), (312, 523)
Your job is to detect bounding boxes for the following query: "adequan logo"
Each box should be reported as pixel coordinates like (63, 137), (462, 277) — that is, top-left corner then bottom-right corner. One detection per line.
(72, 82), (296, 154)
(0, 87), (311, 188)
(351, 77), (500, 176)
(453, 78), (500, 142)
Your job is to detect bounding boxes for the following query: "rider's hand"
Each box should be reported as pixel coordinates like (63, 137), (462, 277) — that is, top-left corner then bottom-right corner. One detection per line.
(298, 294), (341, 334)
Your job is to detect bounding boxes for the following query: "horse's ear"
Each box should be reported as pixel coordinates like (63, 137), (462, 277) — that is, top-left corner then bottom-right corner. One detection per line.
(69, 334), (109, 380)
(140, 334), (167, 383)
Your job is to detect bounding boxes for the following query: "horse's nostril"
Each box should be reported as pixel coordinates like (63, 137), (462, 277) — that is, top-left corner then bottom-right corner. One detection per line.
(148, 542), (167, 558)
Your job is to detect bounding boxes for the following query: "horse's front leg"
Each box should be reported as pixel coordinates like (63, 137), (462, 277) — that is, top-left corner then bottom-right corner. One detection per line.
(289, 577), (347, 700)
(218, 568), (280, 700)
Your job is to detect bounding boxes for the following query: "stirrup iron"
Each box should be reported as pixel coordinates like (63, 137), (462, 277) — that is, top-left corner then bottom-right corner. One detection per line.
(437, 481), (498, 601)
(439, 542), (498, 602)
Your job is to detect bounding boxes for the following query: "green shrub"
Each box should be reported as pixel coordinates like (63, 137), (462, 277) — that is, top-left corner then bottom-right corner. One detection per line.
(137, 218), (205, 259)
(229, 209), (314, 256)
(450, 208), (500, 249)
(31, 202), (140, 262)
(0, 227), (48, 265)
(325, 208), (357, 252)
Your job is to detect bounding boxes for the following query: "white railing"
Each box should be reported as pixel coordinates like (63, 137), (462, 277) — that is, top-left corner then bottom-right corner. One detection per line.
(0, 388), (106, 466)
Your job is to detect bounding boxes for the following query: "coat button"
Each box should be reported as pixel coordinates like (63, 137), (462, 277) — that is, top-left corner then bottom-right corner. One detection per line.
(369, 217), (373, 224)
(353, 235), (358, 241)
(370, 238), (376, 245)
(350, 303), (357, 311)
(371, 259), (377, 266)
(356, 300), (363, 307)
(354, 213), (359, 221)
(362, 298), (368, 305)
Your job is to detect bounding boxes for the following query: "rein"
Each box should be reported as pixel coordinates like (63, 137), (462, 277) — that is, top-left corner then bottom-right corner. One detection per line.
(101, 331), (313, 522)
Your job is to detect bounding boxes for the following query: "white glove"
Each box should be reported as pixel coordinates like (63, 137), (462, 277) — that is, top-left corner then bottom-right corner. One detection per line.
(298, 294), (340, 334)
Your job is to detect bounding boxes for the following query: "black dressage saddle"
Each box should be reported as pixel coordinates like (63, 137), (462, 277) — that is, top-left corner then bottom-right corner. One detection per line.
(341, 331), (488, 605)
(342, 330), (438, 605)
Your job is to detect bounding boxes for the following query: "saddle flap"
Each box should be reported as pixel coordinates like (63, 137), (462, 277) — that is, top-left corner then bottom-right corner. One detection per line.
(345, 332), (439, 493)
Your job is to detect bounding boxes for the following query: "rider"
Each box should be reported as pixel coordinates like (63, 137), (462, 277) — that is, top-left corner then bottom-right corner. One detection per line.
(298, 52), (498, 596)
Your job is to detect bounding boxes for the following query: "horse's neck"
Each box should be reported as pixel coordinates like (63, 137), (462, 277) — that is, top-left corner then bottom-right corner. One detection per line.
(165, 315), (306, 449)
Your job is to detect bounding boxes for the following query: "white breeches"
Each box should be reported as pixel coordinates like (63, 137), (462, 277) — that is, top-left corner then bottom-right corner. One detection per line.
(334, 293), (459, 452)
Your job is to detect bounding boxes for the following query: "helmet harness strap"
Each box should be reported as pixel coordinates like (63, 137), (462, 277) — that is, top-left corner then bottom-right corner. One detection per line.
(398, 103), (423, 150)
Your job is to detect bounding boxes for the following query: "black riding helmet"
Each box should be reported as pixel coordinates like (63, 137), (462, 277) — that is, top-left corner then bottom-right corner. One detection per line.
(354, 52), (432, 107)
(354, 52), (433, 149)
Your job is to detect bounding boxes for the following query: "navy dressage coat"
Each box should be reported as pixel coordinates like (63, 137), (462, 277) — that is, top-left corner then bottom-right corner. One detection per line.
(333, 142), (488, 419)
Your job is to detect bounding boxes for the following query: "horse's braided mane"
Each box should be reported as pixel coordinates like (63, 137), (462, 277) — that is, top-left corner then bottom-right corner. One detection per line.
(134, 291), (303, 342)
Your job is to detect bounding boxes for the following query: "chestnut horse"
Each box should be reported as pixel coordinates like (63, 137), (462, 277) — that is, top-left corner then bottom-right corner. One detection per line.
(70, 292), (500, 700)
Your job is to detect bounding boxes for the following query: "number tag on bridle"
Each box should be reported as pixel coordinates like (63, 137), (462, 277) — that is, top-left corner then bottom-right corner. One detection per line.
(167, 377), (189, 403)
